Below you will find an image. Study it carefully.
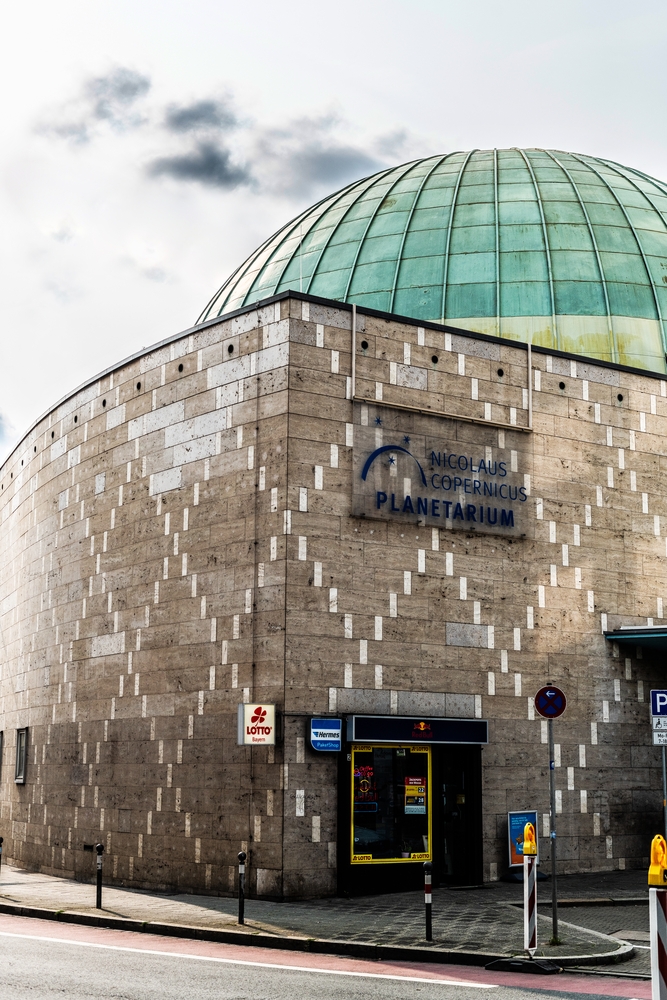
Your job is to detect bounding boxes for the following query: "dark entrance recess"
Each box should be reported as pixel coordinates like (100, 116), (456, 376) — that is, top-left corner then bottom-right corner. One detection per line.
(337, 741), (483, 895)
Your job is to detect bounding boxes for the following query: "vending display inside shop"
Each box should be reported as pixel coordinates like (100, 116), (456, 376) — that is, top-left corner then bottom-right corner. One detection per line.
(351, 745), (431, 863)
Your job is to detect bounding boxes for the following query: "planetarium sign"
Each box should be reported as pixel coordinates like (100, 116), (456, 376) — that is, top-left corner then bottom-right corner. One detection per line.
(352, 403), (533, 537)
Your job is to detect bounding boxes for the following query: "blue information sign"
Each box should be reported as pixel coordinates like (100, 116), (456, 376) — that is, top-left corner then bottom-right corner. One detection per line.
(310, 718), (342, 752)
(651, 690), (667, 716)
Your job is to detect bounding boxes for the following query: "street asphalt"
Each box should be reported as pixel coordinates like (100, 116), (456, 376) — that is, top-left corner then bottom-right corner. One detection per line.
(0, 912), (652, 1000)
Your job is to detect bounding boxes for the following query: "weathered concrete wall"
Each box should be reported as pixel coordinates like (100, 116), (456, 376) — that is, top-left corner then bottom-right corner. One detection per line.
(0, 292), (665, 897)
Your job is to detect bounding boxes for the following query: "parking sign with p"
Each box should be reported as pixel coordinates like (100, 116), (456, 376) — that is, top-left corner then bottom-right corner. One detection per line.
(651, 690), (667, 716)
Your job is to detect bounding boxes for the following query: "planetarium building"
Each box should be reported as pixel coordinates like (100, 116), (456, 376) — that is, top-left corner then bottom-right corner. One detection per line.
(2, 148), (667, 897)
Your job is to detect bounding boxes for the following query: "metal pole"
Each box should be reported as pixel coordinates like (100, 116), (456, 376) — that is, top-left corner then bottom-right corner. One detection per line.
(0, 837), (4, 878)
(548, 717), (558, 943)
(423, 861), (433, 941)
(238, 851), (246, 925)
(662, 745), (667, 843)
(524, 854), (537, 955)
(95, 844), (104, 910)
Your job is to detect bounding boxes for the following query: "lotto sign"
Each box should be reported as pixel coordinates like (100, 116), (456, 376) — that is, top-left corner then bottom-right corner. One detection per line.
(651, 690), (667, 717)
(238, 704), (276, 745)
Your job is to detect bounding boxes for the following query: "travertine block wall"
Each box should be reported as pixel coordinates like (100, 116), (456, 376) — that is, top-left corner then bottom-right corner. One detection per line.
(0, 291), (665, 897)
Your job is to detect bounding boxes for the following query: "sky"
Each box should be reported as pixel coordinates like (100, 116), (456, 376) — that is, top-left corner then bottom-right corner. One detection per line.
(2, 0), (667, 458)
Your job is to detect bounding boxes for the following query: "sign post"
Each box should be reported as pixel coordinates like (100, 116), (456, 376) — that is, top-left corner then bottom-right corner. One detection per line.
(534, 684), (567, 945)
(649, 834), (667, 1000)
(523, 822), (538, 955)
(651, 692), (667, 842)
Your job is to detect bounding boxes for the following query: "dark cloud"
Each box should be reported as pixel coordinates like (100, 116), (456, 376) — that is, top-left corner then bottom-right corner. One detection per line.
(39, 67), (151, 143)
(252, 117), (383, 195)
(290, 144), (381, 187)
(147, 141), (252, 189)
(86, 68), (151, 124)
(164, 99), (237, 133)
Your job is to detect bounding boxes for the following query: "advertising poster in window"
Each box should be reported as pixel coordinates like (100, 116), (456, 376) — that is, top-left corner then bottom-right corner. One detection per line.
(351, 745), (431, 863)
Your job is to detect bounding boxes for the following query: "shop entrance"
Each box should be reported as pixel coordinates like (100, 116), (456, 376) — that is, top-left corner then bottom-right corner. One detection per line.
(338, 740), (483, 895)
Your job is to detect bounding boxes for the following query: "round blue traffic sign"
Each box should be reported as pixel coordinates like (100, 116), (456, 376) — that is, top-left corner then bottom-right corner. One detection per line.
(534, 685), (567, 719)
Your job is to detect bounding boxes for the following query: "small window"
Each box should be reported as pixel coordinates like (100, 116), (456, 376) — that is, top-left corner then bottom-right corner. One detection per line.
(15, 728), (27, 784)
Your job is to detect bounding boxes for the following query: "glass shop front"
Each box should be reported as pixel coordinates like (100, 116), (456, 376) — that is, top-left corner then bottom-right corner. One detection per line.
(337, 716), (487, 894)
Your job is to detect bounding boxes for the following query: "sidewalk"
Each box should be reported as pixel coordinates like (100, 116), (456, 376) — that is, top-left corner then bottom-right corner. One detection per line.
(0, 864), (648, 969)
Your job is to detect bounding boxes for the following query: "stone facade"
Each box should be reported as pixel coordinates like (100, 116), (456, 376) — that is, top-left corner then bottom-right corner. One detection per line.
(0, 291), (665, 898)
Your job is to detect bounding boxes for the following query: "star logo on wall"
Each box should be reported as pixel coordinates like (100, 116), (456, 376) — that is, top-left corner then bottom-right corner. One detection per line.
(403, 436), (410, 444)
(375, 416), (382, 425)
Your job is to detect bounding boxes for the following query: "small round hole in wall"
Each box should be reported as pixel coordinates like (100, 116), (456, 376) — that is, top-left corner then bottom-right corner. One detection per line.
(497, 368), (504, 377)
(178, 363), (184, 372)
(559, 381), (566, 390)
(51, 431), (55, 438)
(360, 340), (368, 350)
(617, 393), (624, 402)
(228, 344), (234, 354)
(136, 381), (141, 390)
(432, 355), (439, 364)
(74, 415), (78, 423)
(102, 399), (106, 407)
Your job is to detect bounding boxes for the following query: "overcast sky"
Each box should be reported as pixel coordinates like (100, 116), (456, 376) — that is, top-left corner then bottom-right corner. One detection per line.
(1, 0), (667, 457)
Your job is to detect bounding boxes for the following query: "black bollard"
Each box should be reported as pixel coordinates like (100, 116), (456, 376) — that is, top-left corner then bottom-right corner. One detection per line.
(423, 861), (433, 941)
(0, 837), (4, 878)
(95, 843), (104, 909)
(238, 851), (246, 925)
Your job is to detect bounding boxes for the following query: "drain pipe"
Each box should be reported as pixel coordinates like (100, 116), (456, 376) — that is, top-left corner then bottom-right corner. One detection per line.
(527, 340), (533, 430)
(351, 304), (357, 400)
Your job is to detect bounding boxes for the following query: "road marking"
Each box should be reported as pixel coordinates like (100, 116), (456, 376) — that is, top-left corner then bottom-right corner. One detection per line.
(0, 930), (496, 988)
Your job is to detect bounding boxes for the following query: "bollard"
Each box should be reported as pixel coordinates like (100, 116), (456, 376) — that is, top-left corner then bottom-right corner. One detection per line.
(238, 851), (246, 925)
(0, 837), (4, 878)
(523, 822), (537, 956)
(649, 834), (667, 1000)
(95, 843), (104, 910)
(423, 861), (433, 942)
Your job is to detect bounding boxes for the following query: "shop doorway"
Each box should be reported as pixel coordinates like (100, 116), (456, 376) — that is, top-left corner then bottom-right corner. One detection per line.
(434, 743), (483, 886)
(338, 741), (482, 895)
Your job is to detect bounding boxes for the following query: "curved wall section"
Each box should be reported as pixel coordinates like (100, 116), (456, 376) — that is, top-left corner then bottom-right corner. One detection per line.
(0, 300), (290, 892)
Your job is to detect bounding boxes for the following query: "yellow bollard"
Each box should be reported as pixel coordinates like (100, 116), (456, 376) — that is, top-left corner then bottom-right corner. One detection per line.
(523, 822), (537, 856)
(649, 834), (667, 886)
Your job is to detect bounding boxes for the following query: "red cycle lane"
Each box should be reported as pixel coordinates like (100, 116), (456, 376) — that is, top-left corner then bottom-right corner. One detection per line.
(0, 911), (651, 998)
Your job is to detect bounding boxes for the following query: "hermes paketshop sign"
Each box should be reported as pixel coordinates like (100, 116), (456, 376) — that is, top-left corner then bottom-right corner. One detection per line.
(352, 403), (533, 537)
(237, 704), (276, 745)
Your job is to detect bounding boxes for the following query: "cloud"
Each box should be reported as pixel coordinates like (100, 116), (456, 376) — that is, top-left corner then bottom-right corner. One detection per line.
(0, 411), (16, 446)
(38, 67), (151, 143)
(164, 99), (238, 133)
(86, 68), (151, 125)
(147, 140), (252, 189)
(251, 116), (383, 195)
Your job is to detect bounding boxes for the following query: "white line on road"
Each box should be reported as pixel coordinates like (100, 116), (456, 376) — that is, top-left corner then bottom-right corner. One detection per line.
(0, 930), (496, 988)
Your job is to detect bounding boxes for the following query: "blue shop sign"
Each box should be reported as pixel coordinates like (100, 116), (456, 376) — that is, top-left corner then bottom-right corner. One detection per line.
(310, 718), (342, 752)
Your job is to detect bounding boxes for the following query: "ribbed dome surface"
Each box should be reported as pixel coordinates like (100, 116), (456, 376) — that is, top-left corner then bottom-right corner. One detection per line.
(199, 149), (667, 372)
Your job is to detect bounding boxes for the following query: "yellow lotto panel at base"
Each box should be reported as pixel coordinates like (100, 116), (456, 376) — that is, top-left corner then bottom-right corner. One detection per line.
(351, 745), (432, 864)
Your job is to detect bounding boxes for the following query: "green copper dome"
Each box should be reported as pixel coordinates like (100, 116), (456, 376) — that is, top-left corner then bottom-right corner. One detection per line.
(198, 149), (667, 373)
